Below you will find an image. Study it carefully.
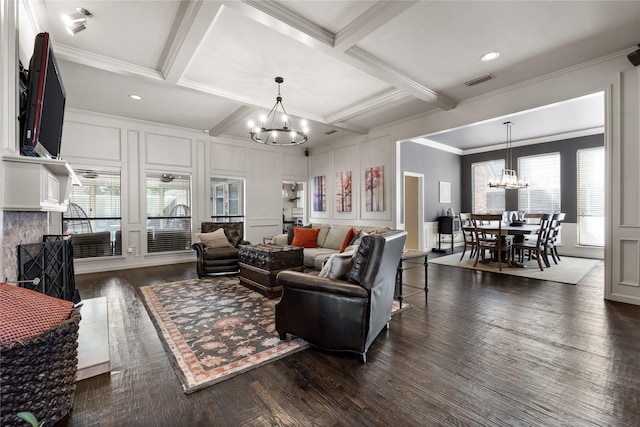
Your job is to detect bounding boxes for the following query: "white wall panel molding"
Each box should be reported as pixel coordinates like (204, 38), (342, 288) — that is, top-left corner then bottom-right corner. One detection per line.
(209, 142), (247, 174)
(62, 121), (122, 162)
(281, 151), (307, 180)
(126, 130), (140, 224)
(145, 132), (192, 168)
(192, 139), (207, 231)
(245, 148), (281, 242)
(619, 239), (640, 288)
(607, 67), (640, 305)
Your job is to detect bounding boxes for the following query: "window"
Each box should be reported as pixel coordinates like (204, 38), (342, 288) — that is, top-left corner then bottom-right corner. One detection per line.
(472, 160), (505, 213)
(146, 172), (192, 253)
(63, 168), (121, 258)
(577, 147), (605, 246)
(210, 177), (245, 221)
(518, 153), (561, 213)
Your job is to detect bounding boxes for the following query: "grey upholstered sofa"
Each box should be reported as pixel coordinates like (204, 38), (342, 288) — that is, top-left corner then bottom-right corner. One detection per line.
(271, 223), (391, 270)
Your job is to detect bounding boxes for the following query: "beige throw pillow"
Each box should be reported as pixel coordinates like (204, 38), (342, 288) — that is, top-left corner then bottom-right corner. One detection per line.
(318, 252), (353, 280)
(197, 228), (233, 248)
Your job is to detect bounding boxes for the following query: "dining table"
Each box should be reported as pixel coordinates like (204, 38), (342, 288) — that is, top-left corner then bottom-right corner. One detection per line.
(463, 223), (542, 267)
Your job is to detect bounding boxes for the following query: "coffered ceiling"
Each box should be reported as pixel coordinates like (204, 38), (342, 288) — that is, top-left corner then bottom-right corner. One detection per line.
(19, 0), (640, 149)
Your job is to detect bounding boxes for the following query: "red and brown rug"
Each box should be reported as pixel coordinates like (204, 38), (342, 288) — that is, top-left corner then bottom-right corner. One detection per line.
(140, 276), (409, 393)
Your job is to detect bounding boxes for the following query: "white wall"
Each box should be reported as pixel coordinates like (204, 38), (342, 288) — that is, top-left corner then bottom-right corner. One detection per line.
(325, 51), (638, 305)
(307, 135), (394, 228)
(59, 109), (307, 274)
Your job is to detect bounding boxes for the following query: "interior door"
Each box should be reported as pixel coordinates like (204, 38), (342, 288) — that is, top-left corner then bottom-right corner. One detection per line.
(404, 174), (421, 250)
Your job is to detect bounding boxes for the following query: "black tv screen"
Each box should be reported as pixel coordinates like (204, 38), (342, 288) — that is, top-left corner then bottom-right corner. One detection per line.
(21, 32), (66, 159)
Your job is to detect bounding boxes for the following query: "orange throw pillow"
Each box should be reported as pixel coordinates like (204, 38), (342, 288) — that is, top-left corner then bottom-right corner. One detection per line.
(291, 227), (320, 248)
(339, 228), (360, 253)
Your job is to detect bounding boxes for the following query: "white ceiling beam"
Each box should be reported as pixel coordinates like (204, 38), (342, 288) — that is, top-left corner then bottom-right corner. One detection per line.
(222, 0), (334, 49)
(334, 1), (418, 52)
(343, 47), (456, 111)
(178, 78), (327, 123)
(226, 1), (455, 113)
(327, 122), (368, 135)
(326, 88), (407, 124)
(160, 1), (225, 84)
(207, 105), (252, 136)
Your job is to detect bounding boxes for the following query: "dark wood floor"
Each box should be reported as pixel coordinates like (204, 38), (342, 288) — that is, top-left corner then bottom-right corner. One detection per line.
(61, 254), (639, 427)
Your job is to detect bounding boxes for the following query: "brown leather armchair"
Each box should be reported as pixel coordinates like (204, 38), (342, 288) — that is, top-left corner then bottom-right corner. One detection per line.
(192, 222), (249, 278)
(275, 230), (407, 362)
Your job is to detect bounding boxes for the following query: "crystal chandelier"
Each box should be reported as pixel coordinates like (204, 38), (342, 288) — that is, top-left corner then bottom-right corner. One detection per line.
(248, 77), (309, 146)
(488, 121), (529, 190)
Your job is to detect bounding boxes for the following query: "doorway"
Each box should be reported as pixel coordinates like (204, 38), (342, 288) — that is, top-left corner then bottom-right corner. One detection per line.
(282, 181), (304, 233)
(403, 173), (424, 250)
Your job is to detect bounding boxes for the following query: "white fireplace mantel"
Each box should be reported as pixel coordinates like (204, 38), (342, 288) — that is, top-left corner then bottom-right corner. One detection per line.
(2, 155), (80, 212)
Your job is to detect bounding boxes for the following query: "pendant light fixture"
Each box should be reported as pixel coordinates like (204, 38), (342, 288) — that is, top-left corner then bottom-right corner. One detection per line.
(248, 77), (309, 146)
(488, 121), (529, 190)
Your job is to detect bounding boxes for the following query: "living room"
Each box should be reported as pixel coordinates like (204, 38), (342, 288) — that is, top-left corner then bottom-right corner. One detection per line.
(1, 1), (640, 425)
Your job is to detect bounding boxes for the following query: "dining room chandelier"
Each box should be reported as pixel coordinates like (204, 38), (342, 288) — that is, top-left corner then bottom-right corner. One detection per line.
(488, 121), (529, 190)
(248, 77), (309, 146)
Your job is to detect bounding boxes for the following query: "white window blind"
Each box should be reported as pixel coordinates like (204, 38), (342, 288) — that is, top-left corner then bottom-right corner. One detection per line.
(577, 147), (605, 247)
(518, 153), (561, 213)
(64, 168), (121, 258)
(210, 177), (245, 221)
(146, 172), (192, 253)
(472, 160), (505, 213)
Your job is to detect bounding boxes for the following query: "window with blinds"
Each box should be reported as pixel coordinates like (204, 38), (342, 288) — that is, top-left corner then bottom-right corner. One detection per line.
(472, 159), (505, 213)
(577, 147), (605, 247)
(63, 168), (121, 258)
(210, 177), (245, 222)
(518, 153), (561, 213)
(146, 172), (192, 253)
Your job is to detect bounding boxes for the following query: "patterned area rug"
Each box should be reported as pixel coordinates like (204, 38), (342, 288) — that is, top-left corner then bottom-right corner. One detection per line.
(140, 276), (408, 393)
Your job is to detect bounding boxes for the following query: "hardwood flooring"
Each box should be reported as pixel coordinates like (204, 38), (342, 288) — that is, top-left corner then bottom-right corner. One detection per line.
(60, 255), (639, 426)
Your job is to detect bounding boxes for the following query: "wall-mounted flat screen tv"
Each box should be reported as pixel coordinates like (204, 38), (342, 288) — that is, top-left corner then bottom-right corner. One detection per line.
(20, 32), (66, 159)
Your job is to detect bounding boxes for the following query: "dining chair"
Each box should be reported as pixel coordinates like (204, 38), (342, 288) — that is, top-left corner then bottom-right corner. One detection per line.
(524, 213), (545, 224)
(458, 213), (477, 261)
(544, 213), (566, 265)
(511, 213), (552, 271)
(470, 213), (512, 271)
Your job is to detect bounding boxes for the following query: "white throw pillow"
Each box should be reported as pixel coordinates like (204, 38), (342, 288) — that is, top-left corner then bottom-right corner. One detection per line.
(196, 228), (233, 248)
(318, 252), (353, 280)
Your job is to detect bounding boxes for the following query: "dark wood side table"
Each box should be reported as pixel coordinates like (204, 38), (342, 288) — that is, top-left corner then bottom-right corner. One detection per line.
(238, 244), (304, 298)
(396, 249), (429, 308)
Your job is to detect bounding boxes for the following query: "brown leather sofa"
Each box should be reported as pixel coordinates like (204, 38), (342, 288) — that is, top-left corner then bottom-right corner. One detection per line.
(191, 222), (249, 278)
(275, 230), (407, 362)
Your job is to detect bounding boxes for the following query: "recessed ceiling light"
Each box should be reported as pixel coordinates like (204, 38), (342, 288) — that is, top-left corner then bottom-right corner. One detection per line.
(128, 94), (142, 100)
(480, 51), (500, 62)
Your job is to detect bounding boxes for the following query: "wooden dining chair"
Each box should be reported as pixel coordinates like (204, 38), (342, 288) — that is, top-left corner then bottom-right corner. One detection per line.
(511, 213), (552, 271)
(544, 213), (566, 265)
(470, 213), (512, 271)
(524, 213), (545, 224)
(458, 213), (477, 261)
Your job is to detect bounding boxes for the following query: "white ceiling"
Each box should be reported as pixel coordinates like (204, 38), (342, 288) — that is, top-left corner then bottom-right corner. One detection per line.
(19, 0), (640, 149)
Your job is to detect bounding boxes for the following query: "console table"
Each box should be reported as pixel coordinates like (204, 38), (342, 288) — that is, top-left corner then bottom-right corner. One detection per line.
(396, 249), (429, 308)
(434, 216), (460, 254)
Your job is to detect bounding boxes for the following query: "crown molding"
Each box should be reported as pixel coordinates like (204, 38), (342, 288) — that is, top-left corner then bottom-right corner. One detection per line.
(55, 44), (164, 81)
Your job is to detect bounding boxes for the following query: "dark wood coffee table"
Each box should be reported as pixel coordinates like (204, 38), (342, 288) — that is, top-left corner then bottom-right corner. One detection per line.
(238, 244), (304, 298)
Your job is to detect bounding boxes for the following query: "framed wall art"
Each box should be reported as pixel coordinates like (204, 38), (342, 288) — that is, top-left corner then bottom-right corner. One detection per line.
(335, 171), (352, 212)
(364, 166), (384, 212)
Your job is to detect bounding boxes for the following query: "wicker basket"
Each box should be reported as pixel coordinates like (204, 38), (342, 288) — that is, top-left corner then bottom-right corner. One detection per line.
(0, 308), (81, 426)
